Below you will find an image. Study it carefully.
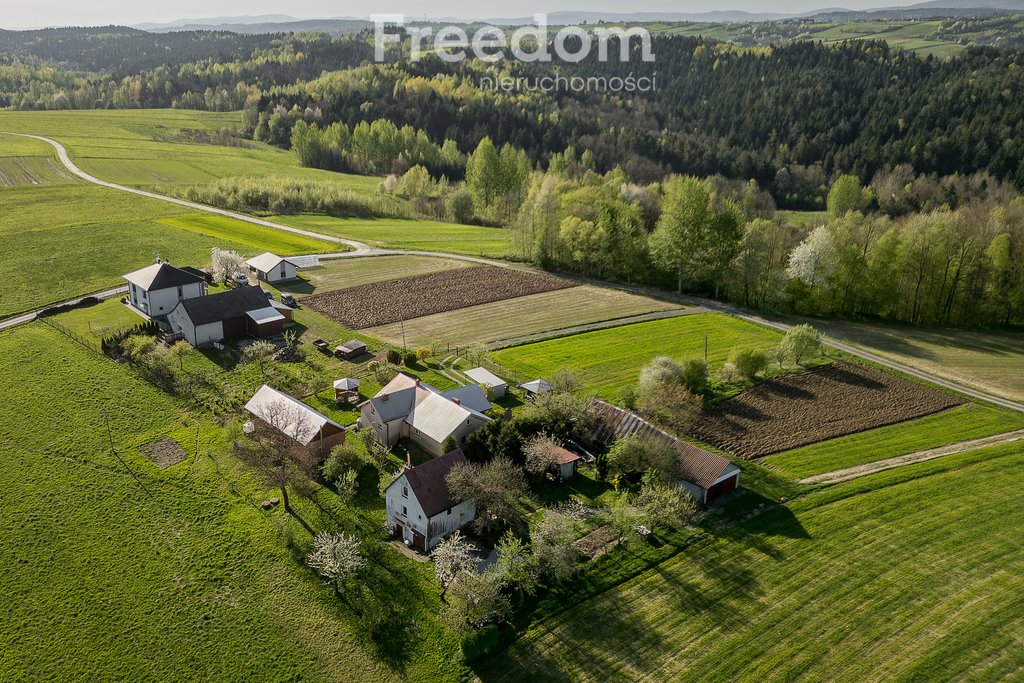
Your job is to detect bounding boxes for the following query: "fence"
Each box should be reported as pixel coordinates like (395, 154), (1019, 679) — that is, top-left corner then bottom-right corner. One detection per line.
(38, 317), (103, 355)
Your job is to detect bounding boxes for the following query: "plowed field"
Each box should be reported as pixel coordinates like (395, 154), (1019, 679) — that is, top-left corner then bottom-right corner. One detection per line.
(302, 265), (576, 328)
(692, 361), (965, 458)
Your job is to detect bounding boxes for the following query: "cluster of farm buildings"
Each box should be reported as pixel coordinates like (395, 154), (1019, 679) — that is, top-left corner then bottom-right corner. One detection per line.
(120, 255), (740, 553)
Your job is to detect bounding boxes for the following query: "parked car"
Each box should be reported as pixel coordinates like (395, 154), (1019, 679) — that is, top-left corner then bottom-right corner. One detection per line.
(262, 288), (274, 300)
(233, 273), (249, 286)
(281, 293), (298, 307)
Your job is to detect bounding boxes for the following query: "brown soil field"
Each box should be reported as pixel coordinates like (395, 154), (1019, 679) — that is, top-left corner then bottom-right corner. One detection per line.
(302, 265), (576, 328)
(692, 361), (966, 459)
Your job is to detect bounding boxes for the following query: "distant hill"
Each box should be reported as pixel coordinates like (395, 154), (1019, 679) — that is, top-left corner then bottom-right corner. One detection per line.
(135, 16), (369, 35)
(134, 15), (301, 30)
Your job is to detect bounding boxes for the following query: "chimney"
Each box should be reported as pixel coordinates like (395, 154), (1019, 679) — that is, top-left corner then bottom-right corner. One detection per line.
(405, 451), (412, 470)
(451, 397), (461, 405)
(381, 393), (389, 402)
(415, 379), (421, 386)
(156, 255), (161, 264)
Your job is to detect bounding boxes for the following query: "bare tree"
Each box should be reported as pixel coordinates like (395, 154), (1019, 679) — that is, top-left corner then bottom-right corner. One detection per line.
(242, 340), (277, 376)
(307, 531), (366, 596)
(235, 400), (319, 514)
(446, 458), (529, 538)
(430, 531), (477, 602)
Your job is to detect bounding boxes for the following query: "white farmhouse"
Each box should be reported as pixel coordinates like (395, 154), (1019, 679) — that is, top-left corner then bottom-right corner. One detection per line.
(246, 252), (298, 284)
(124, 261), (207, 319)
(385, 449), (476, 552)
(358, 374), (492, 457)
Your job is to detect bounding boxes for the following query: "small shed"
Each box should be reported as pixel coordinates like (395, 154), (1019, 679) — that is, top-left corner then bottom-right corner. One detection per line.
(551, 446), (581, 481)
(334, 339), (368, 360)
(519, 379), (553, 400)
(334, 378), (361, 404)
(270, 299), (294, 323)
(246, 252), (299, 283)
(464, 367), (508, 399)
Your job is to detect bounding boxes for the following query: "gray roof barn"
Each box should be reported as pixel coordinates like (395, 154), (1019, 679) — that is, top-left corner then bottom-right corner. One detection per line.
(177, 287), (274, 326)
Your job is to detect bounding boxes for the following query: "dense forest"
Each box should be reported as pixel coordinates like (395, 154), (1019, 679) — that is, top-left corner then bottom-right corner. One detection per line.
(4, 28), (1024, 206)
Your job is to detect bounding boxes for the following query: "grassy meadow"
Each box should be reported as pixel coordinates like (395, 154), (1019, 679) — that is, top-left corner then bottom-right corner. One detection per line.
(478, 441), (1024, 681)
(0, 323), (465, 681)
(763, 402), (1024, 480)
(0, 110), (378, 193)
(492, 313), (782, 399)
(367, 286), (681, 349)
(0, 180), (335, 318)
(273, 215), (513, 259)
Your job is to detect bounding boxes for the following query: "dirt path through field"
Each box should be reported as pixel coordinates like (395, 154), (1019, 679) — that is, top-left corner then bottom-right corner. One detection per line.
(486, 307), (709, 350)
(800, 429), (1024, 485)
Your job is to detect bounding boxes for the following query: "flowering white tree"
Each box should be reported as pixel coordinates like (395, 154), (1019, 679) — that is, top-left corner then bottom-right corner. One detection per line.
(307, 531), (366, 596)
(786, 225), (838, 290)
(210, 247), (247, 284)
(431, 531), (477, 602)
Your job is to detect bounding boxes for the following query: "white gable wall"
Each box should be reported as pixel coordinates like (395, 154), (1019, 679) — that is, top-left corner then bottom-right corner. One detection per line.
(385, 471), (476, 551)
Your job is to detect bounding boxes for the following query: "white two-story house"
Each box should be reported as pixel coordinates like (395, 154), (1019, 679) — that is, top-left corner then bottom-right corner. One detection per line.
(123, 261), (207, 320)
(385, 449), (476, 552)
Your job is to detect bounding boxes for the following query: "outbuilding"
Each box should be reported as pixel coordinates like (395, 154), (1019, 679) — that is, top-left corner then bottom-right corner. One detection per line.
(245, 384), (346, 458)
(334, 378), (361, 404)
(246, 252), (299, 283)
(166, 286), (285, 346)
(464, 367), (508, 399)
(334, 339), (368, 360)
(551, 446), (582, 482)
(519, 379), (553, 400)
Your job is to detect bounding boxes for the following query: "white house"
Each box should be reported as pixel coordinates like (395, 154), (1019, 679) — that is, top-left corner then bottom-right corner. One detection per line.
(464, 366), (508, 399)
(244, 384), (346, 457)
(124, 261), (207, 319)
(358, 374), (493, 456)
(246, 252), (298, 284)
(166, 286), (285, 346)
(385, 449), (476, 552)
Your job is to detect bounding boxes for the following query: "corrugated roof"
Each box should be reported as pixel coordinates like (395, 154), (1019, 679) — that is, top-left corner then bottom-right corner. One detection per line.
(334, 378), (360, 390)
(124, 262), (205, 291)
(176, 287), (269, 326)
(552, 446), (582, 466)
(465, 367), (506, 388)
(442, 385), (492, 414)
(392, 449), (468, 518)
(519, 379), (553, 394)
(246, 252), (290, 272)
(408, 392), (479, 444)
(246, 307), (286, 325)
(591, 400), (736, 492)
(245, 384), (343, 446)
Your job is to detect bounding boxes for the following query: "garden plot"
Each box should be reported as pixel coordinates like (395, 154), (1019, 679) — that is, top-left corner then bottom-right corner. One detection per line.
(302, 265), (576, 328)
(691, 361), (965, 459)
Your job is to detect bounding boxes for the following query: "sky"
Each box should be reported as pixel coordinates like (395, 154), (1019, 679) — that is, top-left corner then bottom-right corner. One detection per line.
(4, 0), (926, 30)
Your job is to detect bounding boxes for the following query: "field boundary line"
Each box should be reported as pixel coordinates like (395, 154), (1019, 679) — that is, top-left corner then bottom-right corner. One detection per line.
(5, 132), (1021, 413)
(485, 307), (706, 350)
(800, 428), (1024, 485)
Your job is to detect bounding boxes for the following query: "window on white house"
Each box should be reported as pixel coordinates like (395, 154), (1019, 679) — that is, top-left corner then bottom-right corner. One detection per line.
(402, 506), (407, 516)
(402, 485), (408, 498)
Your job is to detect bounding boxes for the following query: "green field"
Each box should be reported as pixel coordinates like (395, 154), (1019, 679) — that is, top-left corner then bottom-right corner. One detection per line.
(812, 319), (1024, 403)
(0, 177), (335, 319)
(492, 313), (782, 398)
(0, 110), (379, 193)
(479, 442), (1024, 681)
(0, 323), (465, 681)
(274, 215), (513, 258)
(763, 403), (1024, 480)
(368, 285), (681, 349)
(296, 255), (477, 294)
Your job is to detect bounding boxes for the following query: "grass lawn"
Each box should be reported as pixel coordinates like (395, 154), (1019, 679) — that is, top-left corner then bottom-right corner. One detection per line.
(811, 318), (1024, 403)
(0, 110), (379, 193)
(295, 255), (477, 294)
(0, 323), (466, 681)
(477, 441), (1024, 681)
(0, 180), (335, 320)
(763, 402), (1024, 480)
(492, 313), (782, 399)
(367, 286), (681, 349)
(273, 215), (513, 259)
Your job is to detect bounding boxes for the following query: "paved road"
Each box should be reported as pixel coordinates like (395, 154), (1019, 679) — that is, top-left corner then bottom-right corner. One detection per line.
(6, 130), (1022, 414)
(0, 285), (128, 333)
(800, 428), (1024, 485)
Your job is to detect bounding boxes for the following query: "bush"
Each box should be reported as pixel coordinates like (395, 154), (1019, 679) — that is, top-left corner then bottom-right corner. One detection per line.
(779, 324), (823, 365)
(446, 186), (475, 224)
(680, 358), (710, 395)
(402, 350), (418, 367)
(731, 348), (769, 381)
(322, 444), (364, 482)
(637, 356), (682, 397)
(385, 348), (402, 365)
(415, 347), (431, 361)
